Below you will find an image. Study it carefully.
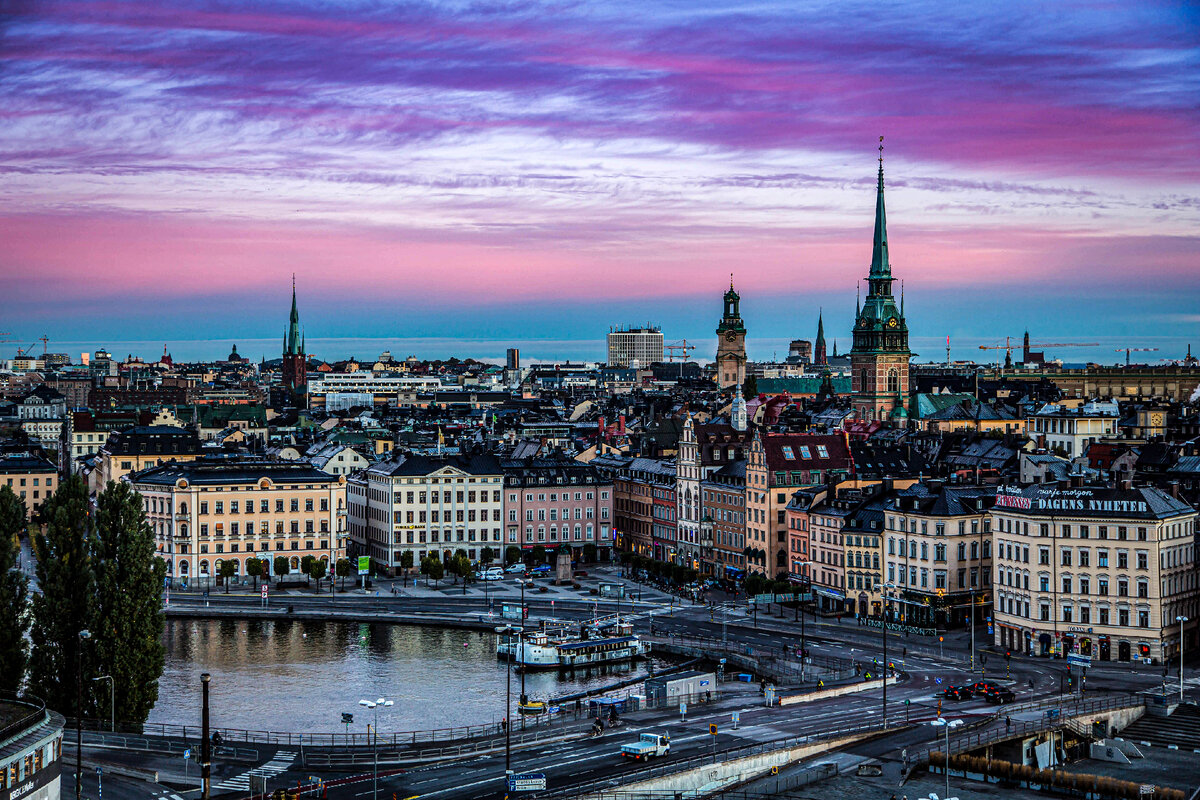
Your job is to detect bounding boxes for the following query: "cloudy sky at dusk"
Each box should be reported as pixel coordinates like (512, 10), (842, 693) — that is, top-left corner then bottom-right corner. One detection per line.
(2, 0), (1198, 363)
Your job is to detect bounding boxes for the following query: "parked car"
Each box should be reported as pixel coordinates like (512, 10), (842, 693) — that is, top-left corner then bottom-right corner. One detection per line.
(505, 563), (527, 573)
(530, 564), (551, 575)
(942, 685), (973, 700)
(480, 567), (504, 581)
(984, 687), (1016, 704)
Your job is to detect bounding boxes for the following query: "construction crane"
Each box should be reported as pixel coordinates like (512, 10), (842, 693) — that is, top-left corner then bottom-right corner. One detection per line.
(978, 337), (1099, 365)
(1115, 347), (1158, 366)
(664, 340), (696, 362)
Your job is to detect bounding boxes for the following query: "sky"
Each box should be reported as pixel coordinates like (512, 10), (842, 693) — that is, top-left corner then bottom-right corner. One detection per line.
(1, 0), (1198, 364)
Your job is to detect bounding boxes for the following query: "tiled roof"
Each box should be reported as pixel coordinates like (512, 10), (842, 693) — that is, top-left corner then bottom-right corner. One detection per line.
(130, 458), (337, 486)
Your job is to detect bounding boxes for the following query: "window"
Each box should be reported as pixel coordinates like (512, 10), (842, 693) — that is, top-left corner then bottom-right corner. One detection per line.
(1079, 576), (1089, 594)
(782, 446), (795, 460)
(1139, 610), (1150, 628)
(1119, 608), (1129, 626)
(1040, 604), (1050, 622)
(1061, 549), (1072, 566)
(1098, 577), (1108, 595)
(1079, 549), (1089, 567)
(1099, 608), (1109, 625)
(1137, 552), (1148, 570)
(1039, 547), (1050, 565)
(1062, 576), (1072, 594)
(1118, 552), (1128, 569)
(1098, 550), (1109, 567)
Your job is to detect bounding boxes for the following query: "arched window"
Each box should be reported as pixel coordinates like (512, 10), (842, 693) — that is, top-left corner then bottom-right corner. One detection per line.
(199, 560), (209, 575)
(887, 369), (899, 394)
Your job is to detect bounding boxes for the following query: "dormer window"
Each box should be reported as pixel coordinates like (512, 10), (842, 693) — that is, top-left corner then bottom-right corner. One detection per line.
(782, 446), (795, 460)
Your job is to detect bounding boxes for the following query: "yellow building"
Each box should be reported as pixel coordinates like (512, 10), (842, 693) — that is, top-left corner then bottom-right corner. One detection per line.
(130, 459), (347, 588)
(0, 452), (58, 518)
(92, 426), (205, 494)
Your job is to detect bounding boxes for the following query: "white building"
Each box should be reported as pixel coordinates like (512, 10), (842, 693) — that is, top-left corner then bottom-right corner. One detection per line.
(308, 372), (443, 408)
(607, 326), (664, 367)
(1027, 401), (1119, 457)
(675, 417), (702, 569)
(991, 482), (1198, 664)
(347, 452), (505, 576)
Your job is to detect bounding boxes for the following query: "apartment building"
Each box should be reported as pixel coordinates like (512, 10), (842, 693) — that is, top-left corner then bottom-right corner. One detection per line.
(883, 481), (996, 628)
(347, 452), (504, 576)
(92, 426), (205, 493)
(0, 452), (58, 518)
(501, 458), (612, 561)
(1027, 401), (1119, 457)
(130, 458), (347, 588)
(745, 432), (854, 577)
(702, 460), (747, 580)
(991, 482), (1198, 664)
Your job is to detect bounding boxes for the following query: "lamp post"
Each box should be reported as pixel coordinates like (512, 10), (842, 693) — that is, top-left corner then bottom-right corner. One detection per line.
(76, 629), (91, 800)
(358, 697), (393, 800)
(931, 716), (963, 800)
(878, 581), (896, 728)
(496, 625), (524, 777)
(1178, 616), (1189, 702)
(93, 675), (114, 732)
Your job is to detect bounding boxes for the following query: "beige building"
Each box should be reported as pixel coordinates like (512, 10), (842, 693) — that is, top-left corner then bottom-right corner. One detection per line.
(1027, 401), (1119, 457)
(991, 483), (1197, 664)
(0, 452), (58, 518)
(92, 426), (205, 493)
(130, 459), (347, 588)
(884, 481), (995, 629)
(348, 452), (504, 576)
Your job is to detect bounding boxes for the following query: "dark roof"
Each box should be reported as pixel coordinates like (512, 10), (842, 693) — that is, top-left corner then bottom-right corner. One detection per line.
(500, 458), (607, 487)
(0, 452), (57, 473)
(760, 433), (852, 472)
(893, 483), (997, 516)
(129, 458), (338, 486)
(367, 451), (502, 478)
(105, 426), (204, 456)
(994, 484), (1193, 520)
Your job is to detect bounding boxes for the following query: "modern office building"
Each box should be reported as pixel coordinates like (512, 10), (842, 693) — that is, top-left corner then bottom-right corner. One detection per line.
(606, 326), (664, 368)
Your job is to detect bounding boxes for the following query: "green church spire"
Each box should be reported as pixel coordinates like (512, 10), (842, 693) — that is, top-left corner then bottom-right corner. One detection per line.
(870, 136), (890, 279)
(286, 275), (302, 355)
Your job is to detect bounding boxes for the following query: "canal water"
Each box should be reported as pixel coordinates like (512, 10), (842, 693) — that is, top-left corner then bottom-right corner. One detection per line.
(150, 619), (667, 733)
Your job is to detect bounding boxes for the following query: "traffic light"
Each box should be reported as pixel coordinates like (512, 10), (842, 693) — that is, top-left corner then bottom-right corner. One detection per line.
(1005, 650), (1011, 661)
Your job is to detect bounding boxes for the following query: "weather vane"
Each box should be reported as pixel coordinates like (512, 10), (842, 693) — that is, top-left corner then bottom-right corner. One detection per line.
(878, 135), (884, 165)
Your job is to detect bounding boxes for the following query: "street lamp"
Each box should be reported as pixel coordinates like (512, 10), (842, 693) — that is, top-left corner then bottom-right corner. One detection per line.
(930, 716), (964, 800)
(93, 675), (115, 732)
(358, 697), (393, 800)
(1177, 616), (1189, 702)
(76, 629), (92, 800)
(496, 625), (524, 778)
(877, 581), (896, 728)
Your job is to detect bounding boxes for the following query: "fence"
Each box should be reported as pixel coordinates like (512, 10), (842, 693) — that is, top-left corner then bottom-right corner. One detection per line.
(566, 766), (839, 800)
(528, 721), (894, 799)
(907, 693), (1146, 766)
(0, 693), (46, 744)
(646, 633), (858, 684)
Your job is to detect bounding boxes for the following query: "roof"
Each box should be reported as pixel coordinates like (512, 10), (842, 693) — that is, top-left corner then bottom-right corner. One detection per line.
(757, 377), (852, 396)
(0, 452), (57, 473)
(893, 483), (997, 516)
(366, 451), (502, 478)
(994, 483), (1193, 520)
(129, 458), (339, 486)
(759, 433), (852, 472)
(1168, 456), (1200, 476)
(104, 426), (204, 456)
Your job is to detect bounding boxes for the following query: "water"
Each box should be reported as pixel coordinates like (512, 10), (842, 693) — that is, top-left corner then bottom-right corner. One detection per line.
(150, 619), (664, 733)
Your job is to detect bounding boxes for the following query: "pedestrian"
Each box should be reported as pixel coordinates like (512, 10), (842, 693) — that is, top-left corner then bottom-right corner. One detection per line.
(1006, 716), (1011, 730)
(501, 718), (507, 733)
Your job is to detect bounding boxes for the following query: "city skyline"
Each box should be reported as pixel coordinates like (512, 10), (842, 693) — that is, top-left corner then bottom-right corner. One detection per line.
(3, 0), (1198, 348)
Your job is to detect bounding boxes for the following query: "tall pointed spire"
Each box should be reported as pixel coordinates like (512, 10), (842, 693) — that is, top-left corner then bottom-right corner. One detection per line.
(814, 308), (827, 366)
(286, 274), (302, 355)
(870, 135), (890, 279)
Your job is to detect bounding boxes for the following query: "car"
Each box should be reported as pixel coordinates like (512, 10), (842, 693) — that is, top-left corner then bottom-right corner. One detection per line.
(530, 564), (551, 575)
(620, 732), (670, 760)
(970, 681), (1001, 696)
(505, 563), (527, 573)
(984, 687), (1016, 704)
(480, 567), (504, 581)
(942, 685), (973, 700)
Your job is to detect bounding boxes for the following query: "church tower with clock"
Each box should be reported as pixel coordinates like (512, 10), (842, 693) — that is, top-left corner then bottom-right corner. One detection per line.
(851, 139), (911, 422)
(715, 280), (747, 390)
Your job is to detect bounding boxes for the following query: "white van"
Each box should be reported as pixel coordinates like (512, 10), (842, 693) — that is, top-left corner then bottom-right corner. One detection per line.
(482, 566), (504, 581)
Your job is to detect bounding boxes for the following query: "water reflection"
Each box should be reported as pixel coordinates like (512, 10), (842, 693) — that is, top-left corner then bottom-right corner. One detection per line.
(151, 619), (663, 733)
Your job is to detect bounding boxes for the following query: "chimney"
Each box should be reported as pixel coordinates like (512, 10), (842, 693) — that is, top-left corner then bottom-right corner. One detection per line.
(599, 416), (606, 442)
(1070, 472), (1084, 489)
(882, 477), (894, 494)
(1169, 481), (1180, 500)
(618, 415), (626, 435)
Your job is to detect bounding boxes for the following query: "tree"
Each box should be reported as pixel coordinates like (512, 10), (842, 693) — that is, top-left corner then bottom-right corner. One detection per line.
(479, 547), (494, 565)
(531, 545), (547, 565)
(300, 555), (316, 586)
(0, 486), (29, 693)
(419, 556), (431, 586)
(582, 543), (597, 564)
(451, 553), (472, 594)
(274, 556), (289, 584)
(505, 546), (521, 566)
(399, 551), (413, 587)
(218, 559), (236, 593)
(310, 559), (328, 585)
(29, 476), (96, 717)
(245, 557), (264, 590)
(742, 376), (758, 400)
(91, 480), (167, 725)
(336, 557), (353, 590)
(426, 556), (444, 588)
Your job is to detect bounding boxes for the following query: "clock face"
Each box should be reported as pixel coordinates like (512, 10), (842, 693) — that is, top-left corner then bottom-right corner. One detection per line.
(887, 317), (898, 328)
(725, 331), (737, 342)
(1150, 413), (1163, 426)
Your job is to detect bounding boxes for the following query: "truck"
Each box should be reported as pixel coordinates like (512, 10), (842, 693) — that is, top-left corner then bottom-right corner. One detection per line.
(620, 732), (670, 761)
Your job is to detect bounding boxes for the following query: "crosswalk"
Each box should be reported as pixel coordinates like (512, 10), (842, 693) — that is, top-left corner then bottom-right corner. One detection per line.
(214, 749), (298, 792)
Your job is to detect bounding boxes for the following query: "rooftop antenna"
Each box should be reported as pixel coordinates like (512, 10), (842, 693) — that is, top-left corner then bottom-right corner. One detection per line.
(946, 335), (951, 367)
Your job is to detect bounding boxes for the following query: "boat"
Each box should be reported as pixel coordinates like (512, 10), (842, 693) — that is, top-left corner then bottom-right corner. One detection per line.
(512, 622), (650, 671)
(517, 700), (560, 716)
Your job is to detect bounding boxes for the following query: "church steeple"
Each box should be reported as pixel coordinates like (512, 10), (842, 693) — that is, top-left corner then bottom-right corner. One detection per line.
(286, 275), (302, 356)
(814, 309), (827, 366)
(870, 137), (891, 280)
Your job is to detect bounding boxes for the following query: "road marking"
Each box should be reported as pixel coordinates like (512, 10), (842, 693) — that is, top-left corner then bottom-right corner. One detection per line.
(214, 749), (297, 791)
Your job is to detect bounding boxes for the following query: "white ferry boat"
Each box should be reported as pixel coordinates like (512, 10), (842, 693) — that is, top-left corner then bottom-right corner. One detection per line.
(498, 622), (650, 670)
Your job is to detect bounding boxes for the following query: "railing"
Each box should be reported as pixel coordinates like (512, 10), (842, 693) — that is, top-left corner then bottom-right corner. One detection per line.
(907, 693), (1145, 766)
(527, 720), (896, 799)
(0, 692), (48, 745)
(567, 768), (839, 800)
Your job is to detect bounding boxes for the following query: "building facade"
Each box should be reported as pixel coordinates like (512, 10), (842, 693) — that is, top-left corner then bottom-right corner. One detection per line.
(501, 458), (612, 561)
(714, 283), (747, 389)
(850, 148), (911, 422)
(131, 459), (347, 588)
(92, 426), (205, 494)
(347, 452), (504, 576)
(606, 326), (664, 368)
(990, 483), (1197, 664)
(676, 417), (702, 569)
(1027, 401), (1119, 457)
(0, 453), (58, 518)
(702, 461), (747, 581)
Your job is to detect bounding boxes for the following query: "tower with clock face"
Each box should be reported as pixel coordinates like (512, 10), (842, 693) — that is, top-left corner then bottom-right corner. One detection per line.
(715, 281), (747, 390)
(851, 142), (911, 422)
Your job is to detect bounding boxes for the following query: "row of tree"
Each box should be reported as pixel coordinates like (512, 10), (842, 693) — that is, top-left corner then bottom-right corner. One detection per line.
(622, 553), (700, 587)
(0, 477), (166, 725)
